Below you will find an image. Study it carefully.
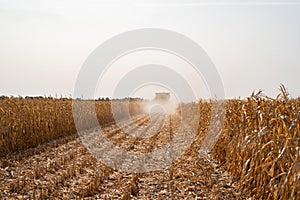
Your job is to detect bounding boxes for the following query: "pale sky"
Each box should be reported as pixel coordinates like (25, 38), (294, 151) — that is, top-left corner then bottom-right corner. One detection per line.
(0, 0), (300, 99)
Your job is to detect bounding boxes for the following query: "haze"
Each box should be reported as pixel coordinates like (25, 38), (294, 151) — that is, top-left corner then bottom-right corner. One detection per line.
(0, 0), (300, 99)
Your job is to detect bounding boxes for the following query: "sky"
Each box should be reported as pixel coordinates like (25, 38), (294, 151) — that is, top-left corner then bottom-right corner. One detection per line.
(0, 0), (300, 99)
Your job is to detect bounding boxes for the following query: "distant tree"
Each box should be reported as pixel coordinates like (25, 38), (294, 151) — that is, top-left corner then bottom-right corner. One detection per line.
(0, 96), (8, 100)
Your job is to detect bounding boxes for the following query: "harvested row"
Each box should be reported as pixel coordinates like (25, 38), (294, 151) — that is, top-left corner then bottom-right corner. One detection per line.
(0, 113), (162, 198)
(0, 114), (150, 198)
(0, 112), (243, 199)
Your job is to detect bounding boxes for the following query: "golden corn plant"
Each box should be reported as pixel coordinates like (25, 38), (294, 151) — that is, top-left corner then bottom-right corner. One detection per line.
(209, 87), (300, 199)
(0, 97), (144, 156)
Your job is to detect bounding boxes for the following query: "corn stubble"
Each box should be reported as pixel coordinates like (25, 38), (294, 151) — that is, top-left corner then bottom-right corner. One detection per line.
(0, 87), (299, 199)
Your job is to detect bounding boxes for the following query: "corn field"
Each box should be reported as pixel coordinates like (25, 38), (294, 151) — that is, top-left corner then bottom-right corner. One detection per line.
(0, 89), (299, 199)
(0, 98), (143, 156)
(211, 89), (300, 199)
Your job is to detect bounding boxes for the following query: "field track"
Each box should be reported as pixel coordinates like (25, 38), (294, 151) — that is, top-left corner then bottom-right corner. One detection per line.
(0, 114), (243, 199)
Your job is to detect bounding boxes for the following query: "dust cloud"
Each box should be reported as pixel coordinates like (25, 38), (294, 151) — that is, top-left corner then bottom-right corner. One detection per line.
(145, 101), (177, 114)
